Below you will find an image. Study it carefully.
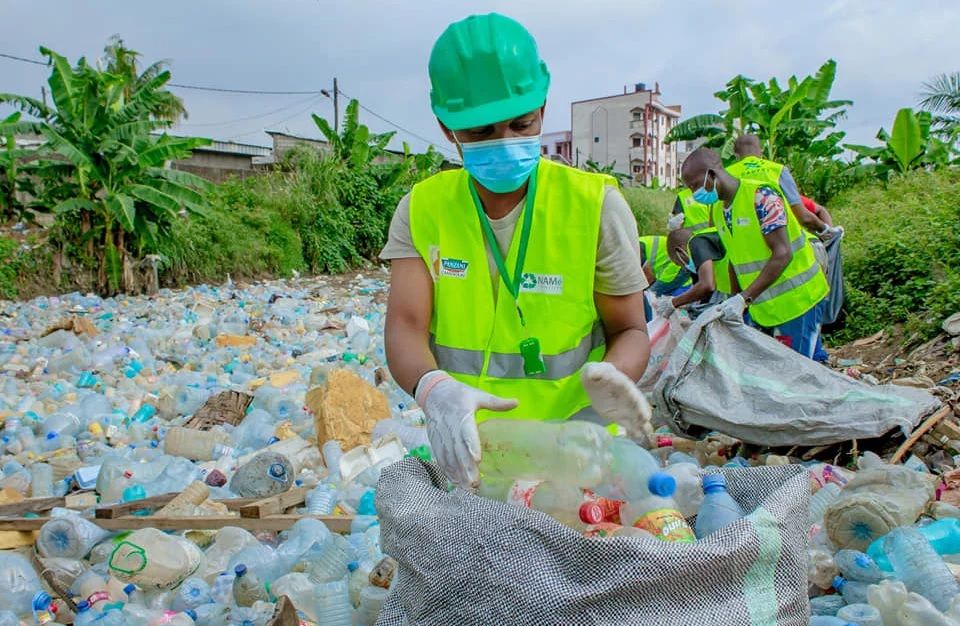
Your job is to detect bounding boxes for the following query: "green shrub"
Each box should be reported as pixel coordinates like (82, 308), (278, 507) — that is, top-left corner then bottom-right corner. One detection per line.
(622, 187), (675, 235)
(829, 167), (960, 343)
(0, 236), (21, 299)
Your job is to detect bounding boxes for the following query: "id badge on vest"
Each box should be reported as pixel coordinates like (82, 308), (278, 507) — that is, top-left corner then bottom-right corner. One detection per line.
(519, 336), (546, 377)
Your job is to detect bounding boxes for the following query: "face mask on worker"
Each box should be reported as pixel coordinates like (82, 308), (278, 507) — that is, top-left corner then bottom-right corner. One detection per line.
(677, 249), (696, 274)
(455, 123), (542, 194)
(692, 170), (719, 205)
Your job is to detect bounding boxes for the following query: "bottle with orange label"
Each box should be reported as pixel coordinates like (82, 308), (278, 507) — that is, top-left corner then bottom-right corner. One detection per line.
(621, 473), (695, 544)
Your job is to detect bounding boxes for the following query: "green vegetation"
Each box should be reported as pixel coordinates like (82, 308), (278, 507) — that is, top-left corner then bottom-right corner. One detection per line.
(830, 168), (960, 343)
(622, 187), (674, 235)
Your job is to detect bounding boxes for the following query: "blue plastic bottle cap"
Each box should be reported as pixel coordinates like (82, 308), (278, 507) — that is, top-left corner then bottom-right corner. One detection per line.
(702, 474), (727, 490)
(234, 564), (247, 577)
(185, 609), (198, 620)
(46, 431), (58, 440)
(348, 560), (359, 573)
(647, 472), (677, 497)
(77, 600), (91, 611)
(123, 584), (136, 595)
(832, 575), (845, 590)
(854, 553), (872, 568)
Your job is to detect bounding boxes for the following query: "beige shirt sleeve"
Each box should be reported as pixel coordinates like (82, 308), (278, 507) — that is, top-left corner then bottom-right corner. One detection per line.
(379, 192), (419, 260)
(378, 185), (649, 297)
(595, 185), (648, 296)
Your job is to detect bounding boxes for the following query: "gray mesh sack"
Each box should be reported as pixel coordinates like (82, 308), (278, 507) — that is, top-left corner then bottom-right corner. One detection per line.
(374, 457), (810, 626)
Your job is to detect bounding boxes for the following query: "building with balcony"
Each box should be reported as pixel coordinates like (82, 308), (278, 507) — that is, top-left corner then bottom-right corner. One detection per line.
(571, 82), (681, 187)
(540, 130), (573, 165)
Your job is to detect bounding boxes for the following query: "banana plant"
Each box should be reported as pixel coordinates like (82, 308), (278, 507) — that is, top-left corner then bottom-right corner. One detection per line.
(844, 107), (957, 181)
(0, 44), (212, 294)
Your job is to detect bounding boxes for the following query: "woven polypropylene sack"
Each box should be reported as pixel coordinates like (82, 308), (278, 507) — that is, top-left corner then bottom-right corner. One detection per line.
(653, 307), (939, 447)
(374, 457), (810, 626)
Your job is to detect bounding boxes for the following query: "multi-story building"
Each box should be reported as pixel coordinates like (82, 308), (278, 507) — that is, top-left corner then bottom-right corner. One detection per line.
(540, 130), (572, 166)
(676, 137), (707, 181)
(571, 82), (681, 187)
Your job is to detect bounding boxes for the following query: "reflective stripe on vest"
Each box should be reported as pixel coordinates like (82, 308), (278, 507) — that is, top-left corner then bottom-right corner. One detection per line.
(713, 179), (828, 327)
(432, 323), (605, 381)
(409, 158), (609, 421)
(732, 233), (807, 275)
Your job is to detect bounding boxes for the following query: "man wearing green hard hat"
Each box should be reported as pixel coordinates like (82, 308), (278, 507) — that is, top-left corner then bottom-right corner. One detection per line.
(381, 13), (652, 489)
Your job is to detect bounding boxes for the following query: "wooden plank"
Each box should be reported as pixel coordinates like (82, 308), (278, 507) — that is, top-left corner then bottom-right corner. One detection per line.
(0, 496), (65, 517)
(0, 530), (37, 550)
(0, 514), (354, 534)
(891, 406), (953, 463)
(95, 493), (179, 518)
(239, 487), (309, 519)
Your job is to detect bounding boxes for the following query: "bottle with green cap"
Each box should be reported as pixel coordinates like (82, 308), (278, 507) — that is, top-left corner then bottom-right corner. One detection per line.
(429, 13), (550, 131)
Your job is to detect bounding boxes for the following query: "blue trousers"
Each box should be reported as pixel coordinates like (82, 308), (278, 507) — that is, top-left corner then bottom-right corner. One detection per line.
(749, 300), (826, 360)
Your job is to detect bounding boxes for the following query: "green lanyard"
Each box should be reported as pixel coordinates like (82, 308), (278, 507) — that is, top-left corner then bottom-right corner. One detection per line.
(468, 174), (546, 377)
(468, 174), (537, 326)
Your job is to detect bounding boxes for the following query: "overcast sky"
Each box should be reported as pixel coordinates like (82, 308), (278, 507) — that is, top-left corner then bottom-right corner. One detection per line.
(3, 0), (959, 160)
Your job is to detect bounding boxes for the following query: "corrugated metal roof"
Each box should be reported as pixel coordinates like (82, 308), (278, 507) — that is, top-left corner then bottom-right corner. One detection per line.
(193, 140), (273, 157)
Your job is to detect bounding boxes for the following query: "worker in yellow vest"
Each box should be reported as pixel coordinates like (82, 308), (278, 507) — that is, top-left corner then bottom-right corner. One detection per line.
(639, 235), (692, 298)
(655, 227), (729, 319)
(380, 13), (652, 488)
(729, 135), (842, 242)
(680, 148), (829, 359)
(672, 188), (714, 234)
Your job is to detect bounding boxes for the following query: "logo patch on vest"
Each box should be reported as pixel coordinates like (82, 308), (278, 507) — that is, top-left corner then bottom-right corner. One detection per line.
(519, 272), (563, 295)
(736, 217), (751, 227)
(439, 257), (469, 279)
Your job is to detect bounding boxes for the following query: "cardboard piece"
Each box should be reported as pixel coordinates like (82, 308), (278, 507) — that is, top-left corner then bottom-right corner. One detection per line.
(41, 314), (98, 338)
(309, 368), (390, 452)
(249, 369), (302, 390)
(215, 334), (257, 348)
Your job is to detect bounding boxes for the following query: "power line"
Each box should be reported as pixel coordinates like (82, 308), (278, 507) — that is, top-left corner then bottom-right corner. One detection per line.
(184, 93), (326, 128)
(168, 83), (325, 96)
(338, 87), (456, 157)
(0, 52), (48, 66)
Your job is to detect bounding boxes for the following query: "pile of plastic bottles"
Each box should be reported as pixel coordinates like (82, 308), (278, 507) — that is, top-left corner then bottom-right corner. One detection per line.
(0, 275), (421, 624)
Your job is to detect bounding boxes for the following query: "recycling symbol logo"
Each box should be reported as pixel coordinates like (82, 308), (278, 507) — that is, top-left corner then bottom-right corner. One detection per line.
(520, 273), (537, 289)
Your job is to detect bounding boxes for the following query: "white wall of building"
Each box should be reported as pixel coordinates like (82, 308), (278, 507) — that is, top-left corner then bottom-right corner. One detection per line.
(571, 86), (681, 187)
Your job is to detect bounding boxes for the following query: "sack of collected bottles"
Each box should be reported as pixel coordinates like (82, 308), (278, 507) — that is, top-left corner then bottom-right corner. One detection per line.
(374, 418), (811, 626)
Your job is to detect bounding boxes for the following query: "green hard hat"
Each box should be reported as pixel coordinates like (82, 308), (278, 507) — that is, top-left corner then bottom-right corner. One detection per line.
(429, 13), (550, 131)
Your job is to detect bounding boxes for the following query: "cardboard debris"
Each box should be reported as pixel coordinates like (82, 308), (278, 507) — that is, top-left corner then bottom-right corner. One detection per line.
(309, 368), (390, 452)
(41, 315), (98, 338)
(267, 596), (299, 626)
(249, 369), (302, 390)
(0, 489), (36, 549)
(215, 334), (257, 348)
(852, 330), (885, 347)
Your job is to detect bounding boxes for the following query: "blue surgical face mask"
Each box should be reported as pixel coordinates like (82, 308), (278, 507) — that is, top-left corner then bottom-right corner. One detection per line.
(455, 133), (542, 194)
(692, 170), (719, 205)
(685, 257), (697, 273)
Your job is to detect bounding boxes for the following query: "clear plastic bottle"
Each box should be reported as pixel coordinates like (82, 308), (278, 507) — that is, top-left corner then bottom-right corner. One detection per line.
(694, 474), (746, 539)
(0, 552), (43, 615)
(663, 461), (702, 518)
(346, 561), (369, 608)
(833, 575), (871, 605)
(833, 549), (888, 584)
(882, 527), (960, 611)
(357, 585), (389, 626)
(808, 548), (839, 590)
(37, 514), (113, 559)
(867, 517), (960, 571)
(305, 484), (338, 515)
(479, 478), (589, 529)
(809, 617), (858, 626)
(164, 427), (231, 461)
(209, 572), (236, 605)
(867, 580), (909, 626)
(809, 483), (842, 526)
(809, 594), (846, 616)
(477, 419), (613, 488)
(594, 437), (664, 501)
(313, 580), (353, 626)
(31, 462), (54, 497)
(836, 603), (883, 626)
(270, 572), (317, 619)
(231, 565), (269, 607)
(621, 473), (695, 544)
(172, 578), (212, 612)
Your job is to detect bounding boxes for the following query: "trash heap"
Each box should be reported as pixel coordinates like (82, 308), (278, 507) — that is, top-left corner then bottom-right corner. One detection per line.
(0, 274), (422, 625)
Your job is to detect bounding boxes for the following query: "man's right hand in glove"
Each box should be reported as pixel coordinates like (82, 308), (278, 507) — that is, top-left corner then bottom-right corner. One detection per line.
(415, 370), (518, 490)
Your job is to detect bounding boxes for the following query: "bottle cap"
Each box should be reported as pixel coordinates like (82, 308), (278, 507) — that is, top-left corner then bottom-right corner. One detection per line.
(832, 575), (845, 590)
(46, 431), (58, 440)
(579, 502), (604, 525)
(185, 609), (198, 620)
(77, 601), (90, 611)
(854, 553), (872, 568)
(234, 564), (247, 577)
(123, 584), (136, 595)
(647, 472), (677, 497)
(348, 560), (360, 573)
(702, 474), (727, 491)
(656, 436), (673, 448)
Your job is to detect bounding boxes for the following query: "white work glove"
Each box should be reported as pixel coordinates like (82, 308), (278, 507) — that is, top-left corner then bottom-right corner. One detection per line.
(817, 225), (844, 242)
(654, 297), (676, 319)
(581, 362), (655, 448)
(718, 293), (747, 321)
(666, 214), (685, 232)
(414, 370), (518, 489)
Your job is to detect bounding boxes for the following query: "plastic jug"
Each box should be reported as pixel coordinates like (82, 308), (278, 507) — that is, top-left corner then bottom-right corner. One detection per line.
(694, 474), (746, 539)
(108, 528), (205, 591)
(37, 514), (113, 559)
(313, 580), (353, 626)
(867, 517), (960, 571)
(0, 552), (44, 615)
(809, 483), (842, 526)
(231, 564), (268, 607)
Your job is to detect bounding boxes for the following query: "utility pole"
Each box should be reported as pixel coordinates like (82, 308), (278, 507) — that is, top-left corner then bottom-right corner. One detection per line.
(333, 78), (339, 133)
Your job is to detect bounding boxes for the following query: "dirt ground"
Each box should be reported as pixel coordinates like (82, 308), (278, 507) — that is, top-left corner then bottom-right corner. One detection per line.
(828, 324), (960, 387)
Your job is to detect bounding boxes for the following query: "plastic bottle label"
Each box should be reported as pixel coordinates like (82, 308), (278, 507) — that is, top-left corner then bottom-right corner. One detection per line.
(507, 480), (542, 508)
(631, 508), (695, 543)
(583, 523), (624, 539)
